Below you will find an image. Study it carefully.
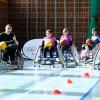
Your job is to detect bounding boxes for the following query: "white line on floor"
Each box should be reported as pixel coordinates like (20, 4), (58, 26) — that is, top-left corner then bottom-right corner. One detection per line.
(11, 69), (67, 100)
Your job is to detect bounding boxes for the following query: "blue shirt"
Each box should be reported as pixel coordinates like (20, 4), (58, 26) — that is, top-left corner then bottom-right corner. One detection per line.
(91, 35), (100, 47)
(91, 35), (100, 42)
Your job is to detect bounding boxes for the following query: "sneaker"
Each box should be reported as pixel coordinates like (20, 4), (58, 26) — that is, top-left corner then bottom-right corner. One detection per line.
(37, 58), (41, 63)
(50, 60), (54, 64)
(2, 57), (8, 62)
(11, 59), (18, 65)
(40, 59), (46, 65)
(1, 58), (9, 64)
(97, 62), (100, 66)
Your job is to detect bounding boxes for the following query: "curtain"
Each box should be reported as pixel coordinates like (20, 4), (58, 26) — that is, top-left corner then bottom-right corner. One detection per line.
(87, 0), (100, 38)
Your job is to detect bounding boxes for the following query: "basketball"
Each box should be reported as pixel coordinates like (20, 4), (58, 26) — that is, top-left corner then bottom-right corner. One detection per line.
(60, 39), (67, 45)
(86, 39), (93, 46)
(44, 40), (53, 47)
(0, 41), (7, 50)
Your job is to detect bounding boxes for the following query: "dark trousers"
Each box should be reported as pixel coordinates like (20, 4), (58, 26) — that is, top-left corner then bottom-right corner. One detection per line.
(41, 46), (55, 58)
(3, 44), (17, 61)
(61, 45), (70, 54)
(93, 39), (100, 47)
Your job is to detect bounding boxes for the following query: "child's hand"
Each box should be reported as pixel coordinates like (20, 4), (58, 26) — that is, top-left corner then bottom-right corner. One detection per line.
(44, 46), (46, 48)
(57, 44), (60, 47)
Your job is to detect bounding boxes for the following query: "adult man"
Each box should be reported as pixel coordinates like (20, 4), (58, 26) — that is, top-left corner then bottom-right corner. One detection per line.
(0, 24), (18, 62)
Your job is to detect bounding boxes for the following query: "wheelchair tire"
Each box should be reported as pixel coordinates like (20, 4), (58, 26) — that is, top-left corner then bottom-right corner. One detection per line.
(93, 48), (100, 70)
(57, 46), (66, 68)
(71, 44), (80, 65)
(33, 46), (41, 67)
(16, 51), (24, 69)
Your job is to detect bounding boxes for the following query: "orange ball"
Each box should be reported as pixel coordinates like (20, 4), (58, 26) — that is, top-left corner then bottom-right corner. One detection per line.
(51, 89), (61, 94)
(86, 39), (93, 46)
(60, 39), (66, 45)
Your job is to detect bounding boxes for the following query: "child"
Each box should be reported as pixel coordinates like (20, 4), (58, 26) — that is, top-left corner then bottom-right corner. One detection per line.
(60, 28), (72, 53)
(41, 29), (57, 63)
(80, 27), (100, 60)
(86, 28), (100, 48)
(91, 27), (100, 47)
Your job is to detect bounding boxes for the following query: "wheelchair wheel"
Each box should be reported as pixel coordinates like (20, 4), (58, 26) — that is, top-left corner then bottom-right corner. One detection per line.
(33, 46), (41, 67)
(93, 48), (100, 70)
(71, 44), (80, 65)
(57, 46), (66, 68)
(16, 51), (24, 69)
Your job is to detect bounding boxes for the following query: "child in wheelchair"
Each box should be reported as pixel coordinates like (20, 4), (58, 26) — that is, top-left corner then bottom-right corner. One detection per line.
(80, 27), (100, 61)
(59, 28), (72, 54)
(40, 29), (57, 64)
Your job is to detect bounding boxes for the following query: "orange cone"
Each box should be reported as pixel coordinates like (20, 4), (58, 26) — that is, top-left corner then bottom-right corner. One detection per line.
(51, 89), (61, 95)
(83, 72), (90, 78)
(66, 79), (73, 84)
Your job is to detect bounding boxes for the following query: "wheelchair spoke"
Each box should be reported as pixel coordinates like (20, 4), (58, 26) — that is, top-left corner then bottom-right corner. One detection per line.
(93, 48), (100, 69)
(71, 44), (80, 64)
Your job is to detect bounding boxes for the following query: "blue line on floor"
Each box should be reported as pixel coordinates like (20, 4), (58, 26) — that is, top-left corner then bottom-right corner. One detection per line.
(80, 79), (100, 100)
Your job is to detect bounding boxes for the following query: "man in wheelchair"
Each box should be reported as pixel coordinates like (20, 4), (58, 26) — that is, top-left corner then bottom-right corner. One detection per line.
(40, 29), (57, 64)
(0, 24), (18, 65)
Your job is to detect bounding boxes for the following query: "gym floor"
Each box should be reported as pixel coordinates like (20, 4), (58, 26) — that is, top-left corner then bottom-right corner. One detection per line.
(0, 60), (100, 100)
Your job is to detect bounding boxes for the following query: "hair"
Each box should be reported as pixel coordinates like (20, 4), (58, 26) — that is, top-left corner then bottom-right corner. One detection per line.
(92, 27), (100, 35)
(46, 29), (53, 34)
(92, 27), (98, 32)
(63, 28), (69, 34)
(5, 24), (12, 27)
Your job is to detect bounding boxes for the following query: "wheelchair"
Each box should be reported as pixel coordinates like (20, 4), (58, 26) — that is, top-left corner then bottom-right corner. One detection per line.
(33, 44), (79, 68)
(60, 44), (79, 66)
(0, 49), (24, 70)
(33, 45), (66, 68)
(93, 43), (100, 70)
(79, 43), (100, 69)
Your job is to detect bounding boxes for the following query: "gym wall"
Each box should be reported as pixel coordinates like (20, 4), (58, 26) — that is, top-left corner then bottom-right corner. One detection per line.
(8, 0), (100, 49)
(0, 0), (8, 32)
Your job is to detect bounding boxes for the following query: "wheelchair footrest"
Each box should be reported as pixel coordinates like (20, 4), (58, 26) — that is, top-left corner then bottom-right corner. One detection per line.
(11, 60), (18, 65)
(39, 58), (54, 65)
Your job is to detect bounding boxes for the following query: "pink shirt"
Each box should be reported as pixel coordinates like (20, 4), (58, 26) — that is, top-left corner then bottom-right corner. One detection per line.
(60, 35), (72, 46)
(43, 36), (57, 45)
